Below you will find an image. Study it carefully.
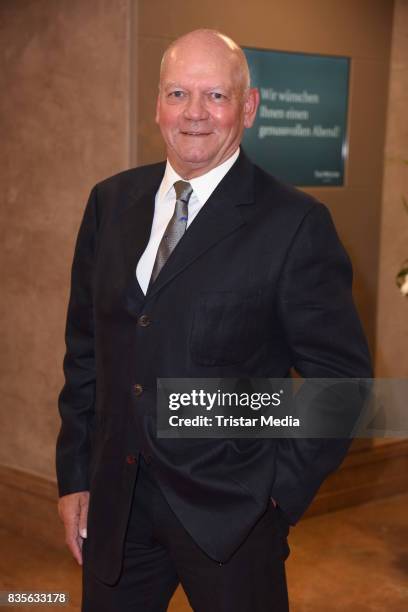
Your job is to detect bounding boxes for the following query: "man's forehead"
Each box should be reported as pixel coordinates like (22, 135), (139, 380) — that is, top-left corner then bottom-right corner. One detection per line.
(166, 49), (235, 69)
(161, 51), (240, 84)
(159, 30), (249, 92)
(163, 33), (242, 70)
(168, 32), (236, 58)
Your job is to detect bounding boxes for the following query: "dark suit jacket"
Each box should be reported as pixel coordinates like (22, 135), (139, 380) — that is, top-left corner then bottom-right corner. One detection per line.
(56, 151), (372, 584)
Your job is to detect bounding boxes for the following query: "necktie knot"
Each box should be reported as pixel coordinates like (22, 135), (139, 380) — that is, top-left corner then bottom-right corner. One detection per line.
(174, 180), (193, 204)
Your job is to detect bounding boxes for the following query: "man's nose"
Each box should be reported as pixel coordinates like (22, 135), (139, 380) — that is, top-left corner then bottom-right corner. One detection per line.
(183, 93), (209, 121)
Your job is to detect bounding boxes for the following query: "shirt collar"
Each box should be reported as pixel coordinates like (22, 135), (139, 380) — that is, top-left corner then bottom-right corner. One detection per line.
(157, 147), (240, 205)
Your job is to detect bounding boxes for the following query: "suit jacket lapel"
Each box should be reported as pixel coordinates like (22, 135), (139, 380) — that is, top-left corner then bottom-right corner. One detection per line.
(118, 151), (256, 307)
(119, 162), (165, 306)
(146, 151), (256, 300)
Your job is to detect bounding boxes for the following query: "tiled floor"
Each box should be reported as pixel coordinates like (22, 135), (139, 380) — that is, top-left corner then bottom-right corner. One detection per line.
(1, 494), (407, 611)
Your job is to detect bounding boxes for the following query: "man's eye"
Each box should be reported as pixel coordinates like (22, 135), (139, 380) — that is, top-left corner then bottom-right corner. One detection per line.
(210, 92), (225, 100)
(169, 91), (185, 98)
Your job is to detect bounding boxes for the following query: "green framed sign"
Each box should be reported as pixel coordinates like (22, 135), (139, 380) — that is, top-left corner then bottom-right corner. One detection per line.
(242, 47), (350, 187)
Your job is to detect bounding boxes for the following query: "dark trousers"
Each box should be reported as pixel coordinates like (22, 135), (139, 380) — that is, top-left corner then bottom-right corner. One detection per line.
(82, 456), (290, 612)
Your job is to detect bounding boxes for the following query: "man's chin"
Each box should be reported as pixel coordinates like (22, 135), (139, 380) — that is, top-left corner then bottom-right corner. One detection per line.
(171, 137), (217, 161)
(177, 147), (214, 162)
(180, 155), (212, 166)
(172, 151), (216, 170)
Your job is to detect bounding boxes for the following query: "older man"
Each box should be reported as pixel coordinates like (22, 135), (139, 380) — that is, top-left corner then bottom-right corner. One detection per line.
(57, 29), (371, 612)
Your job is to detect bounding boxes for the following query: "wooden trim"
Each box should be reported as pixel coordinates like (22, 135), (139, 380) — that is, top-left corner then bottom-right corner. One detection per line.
(306, 439), (408, 517)
(0, 464), (57, 501)
(0, 465), (65, 551)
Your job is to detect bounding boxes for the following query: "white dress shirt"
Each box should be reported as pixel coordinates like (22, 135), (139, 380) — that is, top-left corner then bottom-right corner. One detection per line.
(136, 148), (240, 294)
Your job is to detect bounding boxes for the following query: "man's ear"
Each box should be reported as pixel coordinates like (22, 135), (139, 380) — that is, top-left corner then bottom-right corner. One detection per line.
(155, 95), (161, 125)
(243, 88), (260, 129)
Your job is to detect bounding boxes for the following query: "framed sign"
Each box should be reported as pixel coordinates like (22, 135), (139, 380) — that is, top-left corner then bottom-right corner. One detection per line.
(242, 47), (350, 187)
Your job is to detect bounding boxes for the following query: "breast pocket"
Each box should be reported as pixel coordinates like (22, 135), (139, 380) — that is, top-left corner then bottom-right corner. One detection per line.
(190, 290), (265, 366)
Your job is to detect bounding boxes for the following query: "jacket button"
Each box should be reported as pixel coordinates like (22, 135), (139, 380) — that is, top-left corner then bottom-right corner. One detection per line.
(133, 384), (143, 397)
(138, 315), (151, 327)
(126, 454), (137, 464)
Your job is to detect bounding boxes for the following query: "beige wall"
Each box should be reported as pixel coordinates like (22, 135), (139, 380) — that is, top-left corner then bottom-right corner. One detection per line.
(0, 0), (404, 483)
(376, 0), (408, 378)
(0, 0), (130, 479)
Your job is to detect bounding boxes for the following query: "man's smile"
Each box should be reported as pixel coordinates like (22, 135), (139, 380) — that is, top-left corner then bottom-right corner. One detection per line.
(180, 131), (212, 136)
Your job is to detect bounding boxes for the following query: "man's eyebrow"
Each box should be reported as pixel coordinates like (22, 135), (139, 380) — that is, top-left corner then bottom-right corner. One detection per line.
(162, 82), (232, 91)
(206, 85), (230, 91)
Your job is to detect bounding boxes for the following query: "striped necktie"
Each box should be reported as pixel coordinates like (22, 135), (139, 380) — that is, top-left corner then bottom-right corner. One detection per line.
(149, 180), (193, 285)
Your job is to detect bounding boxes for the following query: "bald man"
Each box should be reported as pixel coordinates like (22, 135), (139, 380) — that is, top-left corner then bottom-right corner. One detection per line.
(57, 29), (371, 612)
